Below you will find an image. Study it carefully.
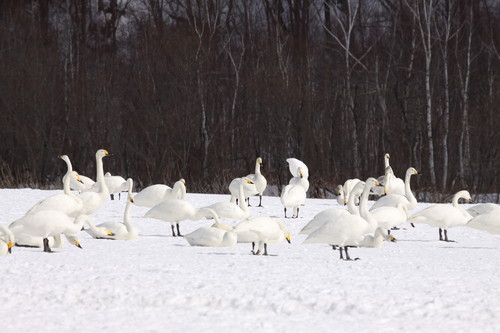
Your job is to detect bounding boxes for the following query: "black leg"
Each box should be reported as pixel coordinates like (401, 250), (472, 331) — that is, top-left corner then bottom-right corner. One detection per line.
(258, 195), (263, 207)
(284, 207), (287, 218)
(176, 223), (182, 237)
(246, 197), (251, 207)
(339, 247), (344, 260)
(263, 243), (268, 256)
(251, 242), (255, 253)
(331, 245), (338, 251)
(171, 225), (176, 237)
(344, 247), (352, 260)
(443, 229), (455, 242)
(110, 193), (115, 200)
(439, 228), (443, 241)
(43, 238), (52, 253)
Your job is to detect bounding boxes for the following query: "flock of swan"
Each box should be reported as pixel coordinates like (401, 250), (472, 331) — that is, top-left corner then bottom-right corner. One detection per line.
(1, 150), (499, 260)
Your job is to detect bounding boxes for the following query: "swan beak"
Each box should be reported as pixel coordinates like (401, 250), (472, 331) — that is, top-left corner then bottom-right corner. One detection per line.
(384, 189), (388, 195)
(130, 197), (135, 203)
(286, 234), (291, 244)
(74, 240), (82, 249)
(414, 169), (419, 175)
(390, 236), (397, 242)
(182, 180), (186, 184)
(77, 176), (84, 184)
(106, 229), (114, 236)
(468, 197), (473, 202)
(343, 200), (347, 206)
(8, 241), (13, 253)
(246, 179), (254, 184)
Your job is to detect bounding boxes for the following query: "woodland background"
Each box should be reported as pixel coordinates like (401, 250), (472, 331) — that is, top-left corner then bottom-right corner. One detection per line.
(0, 0), (499, 201)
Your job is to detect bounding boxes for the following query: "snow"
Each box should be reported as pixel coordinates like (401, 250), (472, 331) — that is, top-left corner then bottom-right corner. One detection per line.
(1, 188), (499, 332)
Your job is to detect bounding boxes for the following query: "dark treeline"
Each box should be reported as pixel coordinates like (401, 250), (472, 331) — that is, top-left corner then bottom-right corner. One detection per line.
(0, 0), (499, 200)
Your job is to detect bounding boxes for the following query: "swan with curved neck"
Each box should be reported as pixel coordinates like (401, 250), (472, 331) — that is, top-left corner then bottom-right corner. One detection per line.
(78, 149), (110, 215)
(207, 178), (254, 220)
(281, 167), (308, 218)
(134, 179), (186, 208)
(0, 225), (15, 256)
(60, 154), (95, 192)
(9, 211), (94, 252)
(408, 190), (473, 242)
(184, 208), (237, 247)
(304, 178), (381, 260)
(371, 167), (419, 212)
(234, 216), (291, 255)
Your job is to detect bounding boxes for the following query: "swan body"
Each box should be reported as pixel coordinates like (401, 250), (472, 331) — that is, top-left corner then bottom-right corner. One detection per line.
(303, 178), (381, 260)
(134, 179), (186, 207)
(383, 167), (405, 196)
(184, 210), (237, 246)
(104, 172), (129, 200)
(343, 178), (362, 204)
(288, 166), (309, 192)
(369, 202), (408, 231)
(370, 167), (419, 212)
(287, 158), (309, 178)
(9, 211), (93, 252)
(0, 225), (15, 256)
(356, 227), (394, 248)
(85, 179), (138, 240)
(466, 212), (500, 235)
(228, 177), (257, 204)
(467, 203), (500, 217)
(60, 154), (95, 192)
(407, 190), (473, 241)
(77, 149), (110, 215)
(229, 157), (267, 206)
(207, 178), (253, 220)
(300, 181), (365, 235)
(234, 216), (291, 255)
(281, 168), (307, 218)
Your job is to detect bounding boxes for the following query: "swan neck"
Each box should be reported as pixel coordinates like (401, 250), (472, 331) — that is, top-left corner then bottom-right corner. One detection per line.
(405, 172), (417, 207)
(255, 161), (261, 175)
(384, 156), (390, 169)
(359, 185), (376, 230)
(123, 200), (133, 227)
(347, 189), (361, 215)
(238, 180), (248, 211)
(95, 155), (108, 194)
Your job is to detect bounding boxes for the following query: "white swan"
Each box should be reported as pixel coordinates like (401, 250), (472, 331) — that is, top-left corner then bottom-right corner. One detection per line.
(60, 154), (96, 192)
(233, 216), (291, 255)
(288, 166), (310, 192)
(336, 185), (345, 205)
(77, 149), (110, 215)
(343, 178), (362, 205)
(0, 225), (15, 256)
(467, 203), (500, 217)
(134, 179), (186, 207)
(281, 168), (307, 218)
(85, 178), (138, 240)
(370, 167), (419, 212)
(466, 212), (500, 235)
(287, 158), (309, 179)
(14, 233), (81, 250)
(9, 211), (93, 252)
(206, 178), (253, 220)
(229, 157), (267, 206)
(228, 177), (257, 205)
(407, 190), (473, 242)
(383, 166), (405, 196)
(184, 209), (237, 247)
(303, 178), (381, 260)
(368, 202), (408, 234)
(300, 181), (365, 235)
(104, 172), (129, 200)
(27, 170), (85, 218)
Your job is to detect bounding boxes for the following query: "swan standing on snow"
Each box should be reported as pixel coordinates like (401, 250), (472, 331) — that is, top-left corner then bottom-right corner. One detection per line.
(281, 167), (307, 218)
(382, 166), (405, 196)
(303, 178), (382, 261)
(9, 211), (94, 252)
(233, 216), (291, 255)
(287, 158), (309, 179)
(0, 225), (15, 256)
(229, 157), (267, 207)
(370, 167), (419, 212)
(300, 181), (365, 235)
(104, 172), (129, 200)
(206, 178), (254, 220)
(85, 179), (138, 240)
(60, 154), (96, 192)
(134, 179), (186, 207)
(77, 149), (111, 215)
(407, 190), (473, 242)
(184, 209), (237, 247)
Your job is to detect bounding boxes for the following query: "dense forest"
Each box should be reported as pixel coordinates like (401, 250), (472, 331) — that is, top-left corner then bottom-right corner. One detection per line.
(0, 0), (499, 201)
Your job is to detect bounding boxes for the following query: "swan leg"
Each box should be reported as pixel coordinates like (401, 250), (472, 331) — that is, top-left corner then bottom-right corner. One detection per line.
(258, 195), (263, 207)
(443, 229), (455, 242)
(283, 208), (287, 218)
(343, 247), (359, 261)
(339, 247), (344, 260)
(43, 238), (53, 253)
(331, 245), (338, 250)
(171, 225), (177, 237)
(246, 197), (251, 207)
(263, 243), (268, 256)
(176, 223), (182, 237)
(439, 228), (443, 241)
(110, 194), (115, 200)
(251, 242), (255, 254)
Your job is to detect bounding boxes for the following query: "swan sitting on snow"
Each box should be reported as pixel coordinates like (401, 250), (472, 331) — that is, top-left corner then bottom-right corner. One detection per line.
(0, 225), (15, 256)
(85, 178), (138, 240)
(233, 216), (291, 255)
(134, 179), (187, 207)
(467, 203), (500, 217)
(407, 190), (473, 242)
(466, 212), (500, 235)
(184, 209), (237, 247)
(9, 211), (94, 252)
(206, 178), (254, 220)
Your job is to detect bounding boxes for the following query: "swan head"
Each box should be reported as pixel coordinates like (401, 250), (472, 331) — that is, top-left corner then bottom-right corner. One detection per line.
(96, 149), (110, 158)
(179, 178), (186, 184)
(385, 153), (390, 159)
(408, 167), (418, 176)
(286, 233), (291, 244)
(455, 190), (473, 203)
(257, 157), (263, 165)
(243, 177), (254, 185)
(7, 241), (13, 253)
(129, 195), (134, 203)
(69, 171), (84, 184)
(365, 177), (380, 188)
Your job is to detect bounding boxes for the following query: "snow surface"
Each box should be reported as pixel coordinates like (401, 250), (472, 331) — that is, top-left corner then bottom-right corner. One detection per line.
(1, 188), (499, 333)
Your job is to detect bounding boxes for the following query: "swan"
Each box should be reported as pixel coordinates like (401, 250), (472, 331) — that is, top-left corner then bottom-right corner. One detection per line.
(77, 149), (111, 215)
(300, 181), (365, 235)
(287, 158), (309, 179)
(467, 203), (500, 217)
(383, 166), (405, 196)
(228, 177), (257, 205)
(303, 178), (381, 260)
(465, 212), (500, 235)
(370, 167), (419, 212)
(206, 178), (254, 220)
(26, 170), (85, 218)
(281, 168), (307, 218)
(407, 190), (473, 242)
(229, 157), (267, 206)
(85, 178), (138, 240)
(104, 172), (129, 200)
(134, 179), (186, 207)
(60, 154), (95, 192)
(0, 225), (15, 256)
(368, 202), (408, 234)
(343, 178), (362, 205)
(9, 211), (94, 252)
(336, 185), (345, 205)
(233, 216), (291, 255)
(14, 233), (82, 249)
(288, 166), (310, 192)
(184, 209), (237, 247)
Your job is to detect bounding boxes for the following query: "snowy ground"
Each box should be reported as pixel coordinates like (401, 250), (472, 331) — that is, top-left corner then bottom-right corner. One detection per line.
(1, 188), (499, 333)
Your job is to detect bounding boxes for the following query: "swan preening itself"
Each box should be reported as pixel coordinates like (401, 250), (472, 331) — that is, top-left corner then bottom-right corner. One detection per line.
(134, 179), (187, 208)
(281, 167), (308, 218)
(184, 209), (237, 247)
(233, 216), (291, 255)
(207, 178), (253, 220)
(229, 157), (267, 206)
(407, 190), (473, 242)
(0, 225), (15, 256)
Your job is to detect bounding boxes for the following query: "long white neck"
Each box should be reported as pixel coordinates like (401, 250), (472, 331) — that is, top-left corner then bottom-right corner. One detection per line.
(95, 154), (109, 195)
(123, 198), (136, 232)
(238, 179), (249, 212)
(404, 169), (417, 210)
(336, 185), (345, 205)
(255, 160), (261, 176)
(384, 155), (390, 169)
(452, 191), (472, 217)
(0, 225), (14, 244)
(347, 188), (363, 215)
(61, 155), (73, 187)
(359, 182), (378, 233)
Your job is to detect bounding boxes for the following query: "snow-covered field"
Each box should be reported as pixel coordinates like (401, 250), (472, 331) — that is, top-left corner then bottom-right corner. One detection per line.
(1, 188), (499, 333)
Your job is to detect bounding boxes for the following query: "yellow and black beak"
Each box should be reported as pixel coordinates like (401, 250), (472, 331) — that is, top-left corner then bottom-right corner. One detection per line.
(286, 234), (291, 244)
(8, 241), (13, 253)
(77, 175), (84, 184)
(130, 196), (135, 203)
(106, 229), (114, 236)
(390, 236), (397, 242)
(74, 240), (82, 249)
